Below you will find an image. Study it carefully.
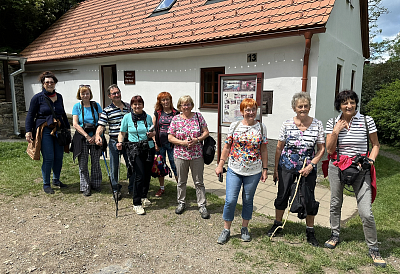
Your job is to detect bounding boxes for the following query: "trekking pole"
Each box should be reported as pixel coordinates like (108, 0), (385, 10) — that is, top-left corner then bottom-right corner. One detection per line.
(269, 159), (307, 240)
(102, 151), (118, 217)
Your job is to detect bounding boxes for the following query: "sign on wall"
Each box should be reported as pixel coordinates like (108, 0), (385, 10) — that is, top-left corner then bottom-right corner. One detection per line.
(124, 71), (135, 85)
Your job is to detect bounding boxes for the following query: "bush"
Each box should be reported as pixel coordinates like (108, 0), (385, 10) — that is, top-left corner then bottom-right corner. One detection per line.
(366, 79), (400, 147)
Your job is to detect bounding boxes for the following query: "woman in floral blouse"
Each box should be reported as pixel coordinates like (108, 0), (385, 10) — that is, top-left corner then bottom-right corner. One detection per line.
(168, 95), (210, 219)
(267, 92), (325, 247)
(215, 98), (268, 244)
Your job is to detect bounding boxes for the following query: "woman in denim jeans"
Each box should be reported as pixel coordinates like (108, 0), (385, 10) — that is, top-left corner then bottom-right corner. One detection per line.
(215, 99), (268, 244)
(152, 92), (179, 196)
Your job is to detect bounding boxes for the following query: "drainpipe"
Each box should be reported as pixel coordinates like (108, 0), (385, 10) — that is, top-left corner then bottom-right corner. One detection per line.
(9, 57), (27, 136)
(301, 32), (313, 92)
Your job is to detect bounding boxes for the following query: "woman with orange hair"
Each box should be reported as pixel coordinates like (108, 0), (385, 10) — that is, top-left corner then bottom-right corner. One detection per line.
(215, 98), (268, 244)
(152, 92), (180, 196)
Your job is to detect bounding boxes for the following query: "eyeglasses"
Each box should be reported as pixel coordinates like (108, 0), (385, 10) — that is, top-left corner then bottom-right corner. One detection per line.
(79, 84), (91, 89)
(181, 104), (192, 107)
(111, 91), (121, 96)
(44, 81), (55, 85)
(244, 109), (257, 113)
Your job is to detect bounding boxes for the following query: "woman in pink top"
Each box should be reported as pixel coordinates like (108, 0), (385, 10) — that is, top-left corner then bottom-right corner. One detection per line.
(168, 95), (210, 219)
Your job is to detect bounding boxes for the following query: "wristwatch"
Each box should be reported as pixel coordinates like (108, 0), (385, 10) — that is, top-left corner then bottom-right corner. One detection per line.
(310, 163), (316, 168)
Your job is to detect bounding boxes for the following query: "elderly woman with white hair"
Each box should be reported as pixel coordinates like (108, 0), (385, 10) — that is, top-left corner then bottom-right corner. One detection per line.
(267, 92), (325, 247)
(168, 95), (210, 219)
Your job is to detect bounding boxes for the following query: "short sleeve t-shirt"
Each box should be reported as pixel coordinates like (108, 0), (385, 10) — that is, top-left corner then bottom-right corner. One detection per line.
(120, 113), (155, 148)
(278, 117), (325, 171)
(158, 111), (175, 145)
(226, 121), (268, 176)
(168, 112), (207, 160)
(72, 102), (103, 137)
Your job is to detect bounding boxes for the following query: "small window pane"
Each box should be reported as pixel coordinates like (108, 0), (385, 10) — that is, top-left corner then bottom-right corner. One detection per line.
(214, 93), (218, 104)
(205, 83), (212, 92)
(204, 93), (212, 104)
(205, 71), (212, 82)
(154, 0), (176, 12)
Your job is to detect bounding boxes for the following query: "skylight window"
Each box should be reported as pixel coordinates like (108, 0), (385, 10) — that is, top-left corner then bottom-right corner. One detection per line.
(154, 0), (177, 12)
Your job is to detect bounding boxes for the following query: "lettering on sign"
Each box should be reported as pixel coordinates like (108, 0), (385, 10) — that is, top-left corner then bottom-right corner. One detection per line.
(247, 53), (257, 63)
(124, 71), (135, 85)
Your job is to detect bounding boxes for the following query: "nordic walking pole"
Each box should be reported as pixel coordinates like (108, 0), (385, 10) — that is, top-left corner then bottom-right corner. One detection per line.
(269, 160), (307, 240)
(102, 151), (118, 217)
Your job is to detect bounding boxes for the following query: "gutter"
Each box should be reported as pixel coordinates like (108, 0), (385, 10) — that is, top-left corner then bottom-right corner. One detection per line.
(301, 31), (313, 92)
(8, 57), (27, 136)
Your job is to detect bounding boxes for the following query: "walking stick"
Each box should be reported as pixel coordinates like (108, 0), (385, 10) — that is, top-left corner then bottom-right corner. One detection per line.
(102, 151), (118, 217)
(269, 160), (307, 240)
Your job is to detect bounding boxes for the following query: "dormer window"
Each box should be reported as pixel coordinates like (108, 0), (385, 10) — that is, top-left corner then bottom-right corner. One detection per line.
(154, 0), (177, 12)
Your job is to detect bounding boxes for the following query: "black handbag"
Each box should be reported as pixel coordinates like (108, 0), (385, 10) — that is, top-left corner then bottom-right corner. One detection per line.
(195, 113), (216, 165)
(43, 96), (71, 146)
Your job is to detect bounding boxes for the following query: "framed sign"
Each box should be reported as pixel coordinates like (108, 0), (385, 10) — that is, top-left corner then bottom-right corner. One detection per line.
(124, 71), (135, 85)
(217, 72), (264, 159)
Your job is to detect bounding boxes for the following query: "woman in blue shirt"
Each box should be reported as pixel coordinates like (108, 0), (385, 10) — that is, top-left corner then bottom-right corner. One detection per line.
(25, 71), (70, 194)
(117, 95), (155, 215)
(71, 85), (102, 197)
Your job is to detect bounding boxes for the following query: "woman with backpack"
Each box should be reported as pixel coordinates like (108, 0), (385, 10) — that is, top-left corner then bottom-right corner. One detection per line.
(168, 95), (210, 219)
(152, 92), (179, 196)
(71, 85), (103, 197)
(215, 98), (268, 244)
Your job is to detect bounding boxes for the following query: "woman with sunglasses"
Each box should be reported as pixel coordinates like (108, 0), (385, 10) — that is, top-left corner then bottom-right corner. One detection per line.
(71, 85), (103, 197)
(117, 95), (155, 215)
(266, 92), (325, 247)
(152, 92), (179, 196)
(215, 99), (268, 244)
(25, 71), (70, 194)
(168, 95), (210, 219)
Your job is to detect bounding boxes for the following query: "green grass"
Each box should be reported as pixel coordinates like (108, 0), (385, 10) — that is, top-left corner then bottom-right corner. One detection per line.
(380, 144), (400, 157)
(1, 142), (400, 273)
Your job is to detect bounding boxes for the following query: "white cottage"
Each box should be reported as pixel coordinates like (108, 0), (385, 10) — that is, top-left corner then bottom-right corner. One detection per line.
(20, 0), (369, 139)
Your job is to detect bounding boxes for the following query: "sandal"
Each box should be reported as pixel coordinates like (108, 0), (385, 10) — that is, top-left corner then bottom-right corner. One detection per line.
(324, 234), (339, 249)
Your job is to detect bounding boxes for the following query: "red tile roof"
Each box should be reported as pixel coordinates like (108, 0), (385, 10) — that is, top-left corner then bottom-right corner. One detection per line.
(21, 0), (337, 63)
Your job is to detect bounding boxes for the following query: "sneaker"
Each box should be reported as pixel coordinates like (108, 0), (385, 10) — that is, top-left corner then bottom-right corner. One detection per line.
(141, 198), (151, 207)
(175, 203), (185, 214)
(199, 206), (210, 219)
(83, 188), (91, 197)
(306, 228), (319, 247)
(155, 188), (165, 197)
(113, 191), (122, 201)
(369, 248), (386, 267)
(267, 220), (283, 237)
(324, 233), (340, 249)
(241, 227), (251, 242)
(52, 179), (68, 188)
(217, 229), (230, 244)
(43, 185), (54, 194)
(133, 205), (145, 215)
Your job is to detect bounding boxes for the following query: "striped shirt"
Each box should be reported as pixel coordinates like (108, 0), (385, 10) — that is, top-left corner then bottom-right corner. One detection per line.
(325, 111), (377, 157)
(98, 101), (130, 138)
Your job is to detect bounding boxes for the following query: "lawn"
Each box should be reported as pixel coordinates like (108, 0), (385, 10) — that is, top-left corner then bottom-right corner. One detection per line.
(0, 141), (399, 273)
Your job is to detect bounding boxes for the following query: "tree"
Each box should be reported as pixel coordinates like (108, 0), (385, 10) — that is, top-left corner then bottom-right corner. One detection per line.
(0, 0), (84, 53)
(366, 79), (400, 147)
(368, 0), (389, 61)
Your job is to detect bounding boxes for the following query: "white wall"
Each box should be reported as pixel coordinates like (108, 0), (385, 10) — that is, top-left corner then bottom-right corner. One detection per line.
(314, 0), (366, 126)
(23, 37), (311, 139)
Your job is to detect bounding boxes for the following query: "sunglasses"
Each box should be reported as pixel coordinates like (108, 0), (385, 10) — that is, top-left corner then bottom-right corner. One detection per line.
(79, 84), (91, 89)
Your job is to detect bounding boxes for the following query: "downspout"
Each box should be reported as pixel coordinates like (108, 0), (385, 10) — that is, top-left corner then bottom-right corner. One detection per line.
(301, 32), (313, 92)
(9, 57), (27, 136)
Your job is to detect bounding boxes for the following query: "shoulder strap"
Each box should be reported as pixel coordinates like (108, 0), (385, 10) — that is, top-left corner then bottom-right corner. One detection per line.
(335, 118), (340, 160)
(44, 96), (64, 127)
(364, 115), (370, 155)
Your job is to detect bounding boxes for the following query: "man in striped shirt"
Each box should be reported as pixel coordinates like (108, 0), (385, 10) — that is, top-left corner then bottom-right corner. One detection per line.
(95, 84), (130, 200)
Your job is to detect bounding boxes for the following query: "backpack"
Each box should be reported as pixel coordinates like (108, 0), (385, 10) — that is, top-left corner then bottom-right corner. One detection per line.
(151, 153), (172, 178)
(195, 113), (216, 165)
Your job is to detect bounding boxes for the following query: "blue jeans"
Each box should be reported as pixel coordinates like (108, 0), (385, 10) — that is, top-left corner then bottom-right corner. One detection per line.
(223, 168), (261, 221)
(158, 142), (177, 176)
(41, 126), (64, 186)
(108, 138), (130, 192)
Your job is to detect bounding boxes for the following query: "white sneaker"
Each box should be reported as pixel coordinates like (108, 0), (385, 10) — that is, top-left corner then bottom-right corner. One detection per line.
(141, 198), (151, 207)
(133, 205), (145, 215)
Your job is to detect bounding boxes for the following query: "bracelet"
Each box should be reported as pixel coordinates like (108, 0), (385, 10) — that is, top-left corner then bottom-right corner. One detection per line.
(197, 137), (200, 143)
(263, 167), (268, 170)
(220, 159), (225, 164)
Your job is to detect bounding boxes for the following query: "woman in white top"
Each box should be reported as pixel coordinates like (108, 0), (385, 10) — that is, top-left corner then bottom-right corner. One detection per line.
(267, 92), (325, 247)
(215, 98), (268, 244)
(324, 90), (385, 267)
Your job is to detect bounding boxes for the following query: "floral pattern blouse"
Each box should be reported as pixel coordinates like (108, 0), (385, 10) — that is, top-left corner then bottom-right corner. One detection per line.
(168, 112), (207, 160)
(278, 118), (325, 172)
(227, 121), (268, 176)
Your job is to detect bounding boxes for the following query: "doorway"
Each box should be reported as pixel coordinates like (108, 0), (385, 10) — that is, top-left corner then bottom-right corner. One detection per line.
(101, 64), (117, 107)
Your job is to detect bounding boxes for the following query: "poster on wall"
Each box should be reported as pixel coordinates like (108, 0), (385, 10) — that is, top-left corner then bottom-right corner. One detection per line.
(221, 78), (257, 124)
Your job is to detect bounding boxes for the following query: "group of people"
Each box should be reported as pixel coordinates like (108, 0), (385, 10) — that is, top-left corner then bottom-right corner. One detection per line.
(25, 71), (385, 268)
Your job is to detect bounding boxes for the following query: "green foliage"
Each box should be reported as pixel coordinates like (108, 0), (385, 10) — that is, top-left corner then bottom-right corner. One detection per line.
(361, 60), (400, 114)
(366, 79), (400, 146)
(0, 0), (83, 53)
